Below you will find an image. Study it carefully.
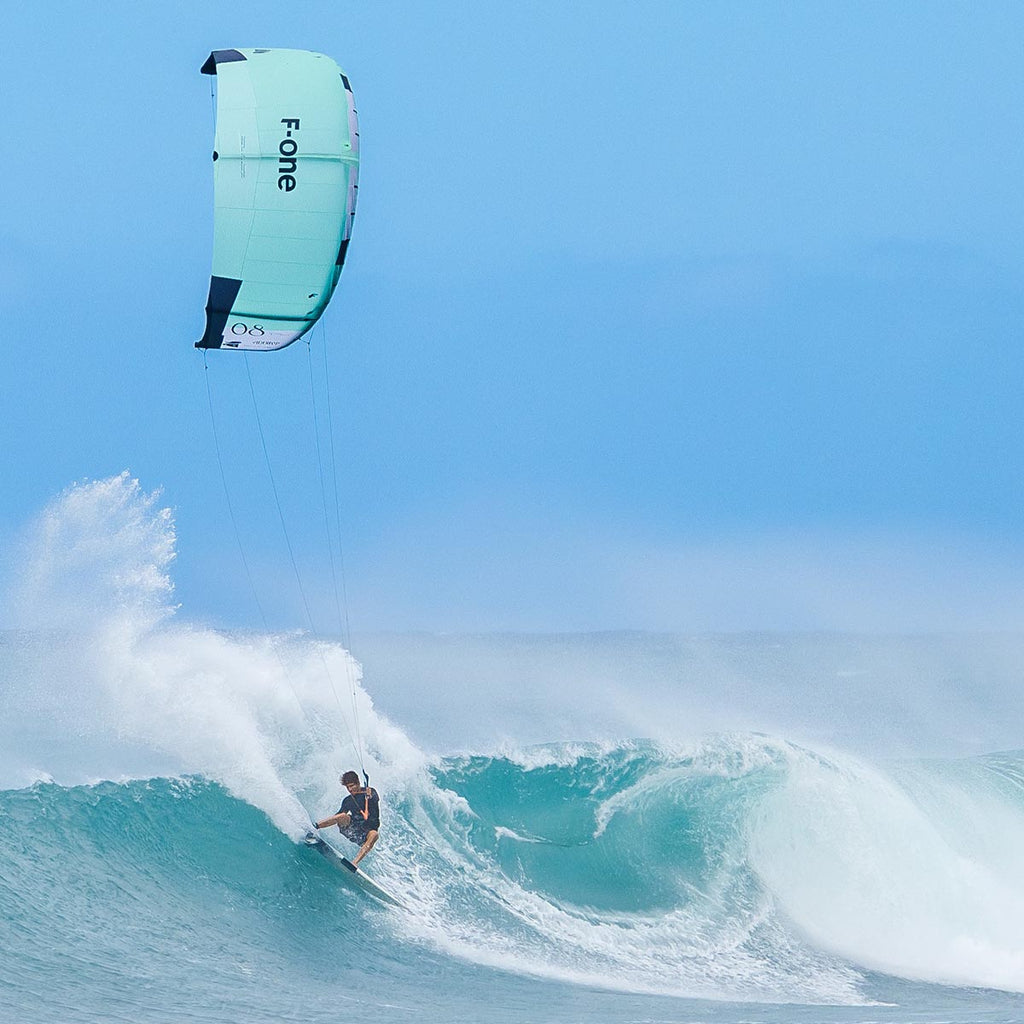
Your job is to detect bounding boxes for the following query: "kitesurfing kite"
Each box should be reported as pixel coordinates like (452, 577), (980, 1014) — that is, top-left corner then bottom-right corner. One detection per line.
(197, 48), (359, 351)
(194, 48), (402, 906)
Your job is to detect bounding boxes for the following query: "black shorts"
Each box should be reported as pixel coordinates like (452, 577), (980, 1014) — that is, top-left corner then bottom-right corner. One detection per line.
(339, 825), (373, 846)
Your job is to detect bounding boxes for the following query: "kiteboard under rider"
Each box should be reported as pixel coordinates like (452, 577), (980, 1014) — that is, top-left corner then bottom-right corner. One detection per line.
(313, 771), (380, 868)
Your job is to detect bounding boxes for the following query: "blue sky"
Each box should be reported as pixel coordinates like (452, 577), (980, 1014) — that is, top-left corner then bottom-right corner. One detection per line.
(4, 2), (1024, 632)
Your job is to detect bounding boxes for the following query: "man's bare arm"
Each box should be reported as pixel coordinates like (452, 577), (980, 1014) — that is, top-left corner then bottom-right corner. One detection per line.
(314, 812), (352, 829)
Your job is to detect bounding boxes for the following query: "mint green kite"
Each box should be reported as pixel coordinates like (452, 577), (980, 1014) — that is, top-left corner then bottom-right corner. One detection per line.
(197, 48), (359, 351)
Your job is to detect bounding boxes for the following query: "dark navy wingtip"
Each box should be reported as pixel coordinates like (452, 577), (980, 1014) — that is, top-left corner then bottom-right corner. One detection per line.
(195, 328), (222, 350)
(197, 277), (242, 349)
(201, 49), (247, 75)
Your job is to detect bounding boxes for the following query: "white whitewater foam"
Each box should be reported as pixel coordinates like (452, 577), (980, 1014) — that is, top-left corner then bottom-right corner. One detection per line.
(748, 744), (1024, 992)
(7, 473), (425, 836)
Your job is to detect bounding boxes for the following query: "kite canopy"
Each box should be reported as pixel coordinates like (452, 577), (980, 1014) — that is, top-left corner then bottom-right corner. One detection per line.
(197, 48), (359, 351)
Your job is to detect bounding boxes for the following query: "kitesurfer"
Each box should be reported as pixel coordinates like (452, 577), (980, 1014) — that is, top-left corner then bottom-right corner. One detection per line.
(313, 771), (380, 868)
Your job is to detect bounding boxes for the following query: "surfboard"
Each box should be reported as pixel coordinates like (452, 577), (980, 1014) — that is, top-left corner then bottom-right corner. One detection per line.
(303, 833), (405, 908)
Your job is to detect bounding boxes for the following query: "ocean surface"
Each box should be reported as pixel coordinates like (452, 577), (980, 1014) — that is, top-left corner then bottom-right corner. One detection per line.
(4, 477), (1024, 1023)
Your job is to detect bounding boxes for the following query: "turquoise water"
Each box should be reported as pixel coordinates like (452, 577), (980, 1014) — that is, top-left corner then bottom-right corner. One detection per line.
(5, 747), (1024, 1023)
(4, 477), (1024, 1022)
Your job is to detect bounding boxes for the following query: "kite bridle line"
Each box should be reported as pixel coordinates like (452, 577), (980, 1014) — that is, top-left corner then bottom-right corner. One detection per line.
(201, 348), (367, 813)
(305, 313), (366, 774)
(242, 350), (367, 777)
(201, 349), (326, 831)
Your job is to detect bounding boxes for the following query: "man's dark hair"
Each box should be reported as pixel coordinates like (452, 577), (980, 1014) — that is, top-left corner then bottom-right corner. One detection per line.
(341, 770), (360, 786)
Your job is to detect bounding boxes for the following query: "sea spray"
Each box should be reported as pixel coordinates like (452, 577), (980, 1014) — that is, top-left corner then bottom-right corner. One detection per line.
(5, 473), (422, 835)
(13, 472), (176, 634)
